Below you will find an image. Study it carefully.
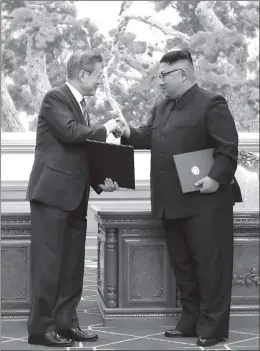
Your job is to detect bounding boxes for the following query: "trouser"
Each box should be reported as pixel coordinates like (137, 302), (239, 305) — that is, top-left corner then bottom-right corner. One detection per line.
(163, 204), (234, 339)
(28, 191), (87, 335)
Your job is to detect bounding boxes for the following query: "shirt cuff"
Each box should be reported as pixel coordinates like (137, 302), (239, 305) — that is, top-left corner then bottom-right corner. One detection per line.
(105, 125), (109, 137)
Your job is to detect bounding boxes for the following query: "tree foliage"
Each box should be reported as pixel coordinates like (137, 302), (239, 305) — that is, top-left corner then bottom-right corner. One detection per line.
(153, 0), (259, 131)
(1, 0), (259, 132)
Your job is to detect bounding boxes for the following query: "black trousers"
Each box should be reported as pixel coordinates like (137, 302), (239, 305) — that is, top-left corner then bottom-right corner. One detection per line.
(163, 204), (234, 339)
(28, 191), (87, 336)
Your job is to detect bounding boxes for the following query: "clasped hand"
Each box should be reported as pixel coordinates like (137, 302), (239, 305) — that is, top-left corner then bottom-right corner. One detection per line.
(99, 178), (119, 192)
(112, 118), (129, 138)
(99, 118), (130, 192)
(195, 176), (220, 193)
(104, 118), (130, 138)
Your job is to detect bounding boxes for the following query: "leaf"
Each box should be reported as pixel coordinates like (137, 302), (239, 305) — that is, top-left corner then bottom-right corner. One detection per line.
(153, 0), (171, 12)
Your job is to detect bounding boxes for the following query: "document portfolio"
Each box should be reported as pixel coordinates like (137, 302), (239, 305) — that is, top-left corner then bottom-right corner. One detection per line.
(87, 140), (135, 194)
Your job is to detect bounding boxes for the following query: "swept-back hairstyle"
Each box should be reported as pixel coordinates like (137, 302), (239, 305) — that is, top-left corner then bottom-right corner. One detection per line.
(67, 50), (103, 79)
(160, 50), (193, 66)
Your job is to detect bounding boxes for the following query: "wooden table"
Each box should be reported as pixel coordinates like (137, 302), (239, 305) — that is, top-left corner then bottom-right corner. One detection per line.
(91, 204), (259, 326)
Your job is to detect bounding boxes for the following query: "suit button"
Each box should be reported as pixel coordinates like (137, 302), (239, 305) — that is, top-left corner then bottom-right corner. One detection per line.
(161, 152), (164, 156)
(161, 169), (164, 172)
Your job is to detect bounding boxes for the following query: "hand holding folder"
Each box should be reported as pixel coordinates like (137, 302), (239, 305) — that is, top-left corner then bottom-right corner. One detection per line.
(173, 148), (235, 193)
(86, 140), (135, 194)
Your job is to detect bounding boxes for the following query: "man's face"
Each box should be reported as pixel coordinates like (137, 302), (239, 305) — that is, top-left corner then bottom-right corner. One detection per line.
(158, 62), (185, 99)
(79, 62), (103, 96)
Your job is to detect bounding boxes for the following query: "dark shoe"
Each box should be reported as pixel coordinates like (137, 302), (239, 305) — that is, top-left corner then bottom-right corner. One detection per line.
(59, 327), (98, 342)
(165, 329), (197, 338)
(28, 331), (74, 347)
(197, 336), (223, 347)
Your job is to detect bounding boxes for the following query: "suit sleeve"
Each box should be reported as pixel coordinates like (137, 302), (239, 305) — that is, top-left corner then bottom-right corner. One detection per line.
(40, 91), (107, 143)
(207, 95), (239, 184)
(121, 106), (156, 149)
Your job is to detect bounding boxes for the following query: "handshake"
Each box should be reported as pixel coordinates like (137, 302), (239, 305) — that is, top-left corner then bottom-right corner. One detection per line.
(104, 118), (130, 138)
(98, 117), (131, 193)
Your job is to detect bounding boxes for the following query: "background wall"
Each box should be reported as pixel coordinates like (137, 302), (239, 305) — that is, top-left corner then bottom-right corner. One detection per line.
(1, 132), (259, 240)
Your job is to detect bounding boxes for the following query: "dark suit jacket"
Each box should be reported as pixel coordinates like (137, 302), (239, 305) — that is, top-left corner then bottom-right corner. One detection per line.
(26, 84), (107, 211)
(122, 84), (242, 219)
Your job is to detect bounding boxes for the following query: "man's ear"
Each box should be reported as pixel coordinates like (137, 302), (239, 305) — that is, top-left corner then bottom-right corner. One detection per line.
(78, 70), (84, 81)
(181, 69), (187, 81)
(79, 70), (90, 81)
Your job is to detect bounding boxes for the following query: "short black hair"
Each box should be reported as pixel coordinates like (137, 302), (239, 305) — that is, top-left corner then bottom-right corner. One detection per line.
(67, 50), (103, 79)
(160, 50), (193, 66)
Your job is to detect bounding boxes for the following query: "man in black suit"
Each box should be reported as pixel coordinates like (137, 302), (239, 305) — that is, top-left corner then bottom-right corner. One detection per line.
(115, 50), (242, 347)
(26, 50), (120, 347)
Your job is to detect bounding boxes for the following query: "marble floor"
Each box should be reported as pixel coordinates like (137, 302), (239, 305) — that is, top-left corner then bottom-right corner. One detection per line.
(1, 256), (259, 351)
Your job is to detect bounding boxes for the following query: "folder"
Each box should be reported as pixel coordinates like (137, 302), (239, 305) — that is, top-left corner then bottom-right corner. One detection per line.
(86, 140), (135, 194)
(173, 148), (214, 193)
(173, 148), (235, 193)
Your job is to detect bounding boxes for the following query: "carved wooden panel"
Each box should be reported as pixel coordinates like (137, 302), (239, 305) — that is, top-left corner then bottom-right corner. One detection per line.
(1, 214), (31, 238)
(176, 238), (260, 306)
(169, 212), (260, 308)
(129, 242), (164, 301)
(122, 237), (174, 307)
(1, 240), (31, 308)
(238, 150), (259, 172)
(97, 231), (106, 301)
(105, 228), (118, 308)
(232, 238), (259, 305)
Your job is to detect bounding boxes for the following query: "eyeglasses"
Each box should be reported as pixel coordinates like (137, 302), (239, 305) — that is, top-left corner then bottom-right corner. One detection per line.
(158, 69), (183, 80)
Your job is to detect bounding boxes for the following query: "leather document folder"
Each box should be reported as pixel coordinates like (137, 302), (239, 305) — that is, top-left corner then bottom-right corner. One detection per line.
(86, 140), (135, 194)
(173, 148), (215, 193)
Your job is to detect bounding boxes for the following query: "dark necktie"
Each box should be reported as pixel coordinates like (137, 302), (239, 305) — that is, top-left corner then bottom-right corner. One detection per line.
(80, 98), (90, 126)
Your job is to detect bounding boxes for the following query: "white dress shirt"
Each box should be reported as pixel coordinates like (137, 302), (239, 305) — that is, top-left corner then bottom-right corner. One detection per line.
(65, 82), (109, 136)
(66, 82), (84, 113)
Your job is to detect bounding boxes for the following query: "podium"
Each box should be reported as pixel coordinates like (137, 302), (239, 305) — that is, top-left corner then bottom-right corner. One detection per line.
(91, 203), (177, 327)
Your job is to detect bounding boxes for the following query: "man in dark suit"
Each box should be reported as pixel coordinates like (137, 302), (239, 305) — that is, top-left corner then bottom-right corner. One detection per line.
(114, 50), (242, 347)
(26, 50), (120, 347)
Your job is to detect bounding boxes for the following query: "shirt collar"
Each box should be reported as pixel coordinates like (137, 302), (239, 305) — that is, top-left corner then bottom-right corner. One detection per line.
(66, 82), (84, 105)
(168, 82), (198, 103)
(164, 83), (198, 112)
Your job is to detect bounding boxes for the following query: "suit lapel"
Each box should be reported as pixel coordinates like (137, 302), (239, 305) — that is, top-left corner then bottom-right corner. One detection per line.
(61, 84), (86, 125)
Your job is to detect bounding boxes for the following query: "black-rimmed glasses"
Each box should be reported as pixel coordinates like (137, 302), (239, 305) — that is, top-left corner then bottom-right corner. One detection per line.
(158, 69), (183, 80)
